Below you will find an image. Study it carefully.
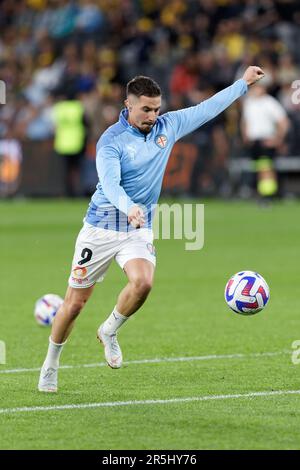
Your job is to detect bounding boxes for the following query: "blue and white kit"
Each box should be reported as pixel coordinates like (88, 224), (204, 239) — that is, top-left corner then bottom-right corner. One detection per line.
(69, 79), (248, 288)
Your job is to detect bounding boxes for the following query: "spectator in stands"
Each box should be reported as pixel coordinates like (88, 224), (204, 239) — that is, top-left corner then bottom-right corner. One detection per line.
(51, 89), (89, 197)
(1, 0), (300, 199)
(0, 128), (23, 197)
(241, 78), (290, 198)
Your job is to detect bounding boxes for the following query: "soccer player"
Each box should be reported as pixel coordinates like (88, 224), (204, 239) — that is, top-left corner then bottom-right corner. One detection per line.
(38, 66), (264, 392)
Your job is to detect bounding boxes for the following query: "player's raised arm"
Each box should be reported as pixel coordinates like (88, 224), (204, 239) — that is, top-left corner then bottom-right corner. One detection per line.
(96, 144), (145, 227)
(96, 144), (135, 215)
(166, 65), (265, 142)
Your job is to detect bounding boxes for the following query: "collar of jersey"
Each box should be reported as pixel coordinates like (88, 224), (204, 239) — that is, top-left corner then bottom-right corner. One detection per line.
(119, 108), (156, 140)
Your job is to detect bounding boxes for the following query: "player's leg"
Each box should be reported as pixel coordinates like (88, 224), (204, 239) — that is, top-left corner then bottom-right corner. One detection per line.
(98, 258), (155, 368)
(38, 223), (115, 391)
(117, 258), (155, 315)
(38, 285), (94, 392)
(52, 285), (95, 343)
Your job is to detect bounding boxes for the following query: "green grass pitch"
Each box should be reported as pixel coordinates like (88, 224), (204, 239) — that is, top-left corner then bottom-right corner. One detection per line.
(0, 198), (300, 450)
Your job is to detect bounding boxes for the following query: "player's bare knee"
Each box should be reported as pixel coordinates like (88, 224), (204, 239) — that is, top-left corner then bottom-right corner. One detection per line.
(131, 277), (153, 297)
(63, 287), (92, 315)
(64, 296), (88, 318)
(72, 299), (87, 314)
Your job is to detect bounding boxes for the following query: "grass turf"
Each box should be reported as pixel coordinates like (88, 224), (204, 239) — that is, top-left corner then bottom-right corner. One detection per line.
(0, 198), (300, 449)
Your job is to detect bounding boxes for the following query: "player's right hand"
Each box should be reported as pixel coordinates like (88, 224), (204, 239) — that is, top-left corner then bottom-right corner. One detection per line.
(242, 66), (265, 86)
(128, 205), (145, 228)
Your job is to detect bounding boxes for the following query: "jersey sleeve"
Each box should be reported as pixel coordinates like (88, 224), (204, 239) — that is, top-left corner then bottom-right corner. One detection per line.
(165, 79), (248, 141)
(96, 144), (136, 215)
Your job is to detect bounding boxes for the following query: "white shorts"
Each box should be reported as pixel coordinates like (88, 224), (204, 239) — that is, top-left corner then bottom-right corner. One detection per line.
(68, 223), (156, 288)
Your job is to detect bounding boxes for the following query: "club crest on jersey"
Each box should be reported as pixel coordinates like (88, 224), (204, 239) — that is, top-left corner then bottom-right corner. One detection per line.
(155, 134), (167, 149)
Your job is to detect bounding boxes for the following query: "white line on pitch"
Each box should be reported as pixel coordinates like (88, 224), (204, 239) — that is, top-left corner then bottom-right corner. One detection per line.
(1, 390), (300, 415)
(0, 350), (290, 375)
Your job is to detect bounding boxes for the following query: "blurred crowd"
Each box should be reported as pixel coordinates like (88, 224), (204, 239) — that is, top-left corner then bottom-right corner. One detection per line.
(1, 0), (300, 196)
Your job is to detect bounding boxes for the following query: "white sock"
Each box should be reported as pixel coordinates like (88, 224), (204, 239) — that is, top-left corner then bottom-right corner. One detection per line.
(101, 306), (128, 335)
(43, 336), (66, 370)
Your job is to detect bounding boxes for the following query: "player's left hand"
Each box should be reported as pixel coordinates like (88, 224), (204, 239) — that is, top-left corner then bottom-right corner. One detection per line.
(242, 66), (265, 86)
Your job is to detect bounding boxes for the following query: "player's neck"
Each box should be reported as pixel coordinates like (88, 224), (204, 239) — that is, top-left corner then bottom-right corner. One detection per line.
(127, 117), (149, 135)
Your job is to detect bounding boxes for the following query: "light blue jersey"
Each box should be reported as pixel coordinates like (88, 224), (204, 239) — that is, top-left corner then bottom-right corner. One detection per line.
(85, 79), (248, 231)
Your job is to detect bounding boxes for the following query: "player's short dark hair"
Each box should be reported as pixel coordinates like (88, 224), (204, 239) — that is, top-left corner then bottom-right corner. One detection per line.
(126, 76), (161, 98)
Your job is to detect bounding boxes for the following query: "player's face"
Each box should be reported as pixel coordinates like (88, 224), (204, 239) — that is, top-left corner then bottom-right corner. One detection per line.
(126, 95), (162, 134)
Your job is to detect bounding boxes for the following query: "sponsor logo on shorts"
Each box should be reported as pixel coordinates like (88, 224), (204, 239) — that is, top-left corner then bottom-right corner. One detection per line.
(72, 266), (88, 279)
(155, 134), (167, 149)
(146, 243), (156, 257)
(71, 277), (89, 285)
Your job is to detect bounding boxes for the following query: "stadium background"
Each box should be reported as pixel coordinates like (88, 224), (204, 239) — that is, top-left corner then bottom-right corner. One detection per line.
(1, 0), (300, 198)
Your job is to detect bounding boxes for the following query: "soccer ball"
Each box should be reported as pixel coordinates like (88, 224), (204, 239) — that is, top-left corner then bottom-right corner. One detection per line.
(34, 294), (63, 326)
(224, 271), (270, 315)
